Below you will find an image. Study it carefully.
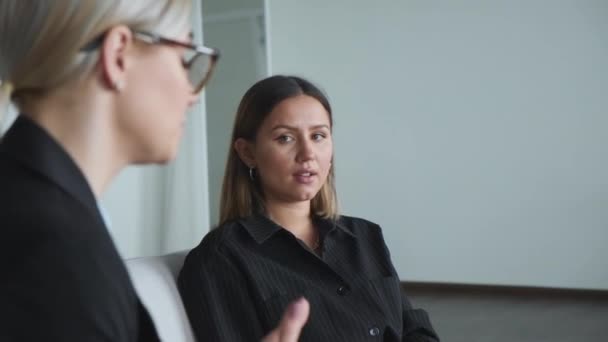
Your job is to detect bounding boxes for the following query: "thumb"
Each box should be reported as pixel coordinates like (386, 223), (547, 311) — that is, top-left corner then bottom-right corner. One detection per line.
(262, 297), (310, 342)
(279, 297), (310, 341)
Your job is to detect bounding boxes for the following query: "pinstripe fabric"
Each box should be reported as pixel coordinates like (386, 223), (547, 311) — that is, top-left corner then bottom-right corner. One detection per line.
(178, 214), (439, 342)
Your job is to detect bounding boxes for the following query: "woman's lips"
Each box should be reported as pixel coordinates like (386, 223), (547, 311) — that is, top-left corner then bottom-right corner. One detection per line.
(293, 171), (316, 184)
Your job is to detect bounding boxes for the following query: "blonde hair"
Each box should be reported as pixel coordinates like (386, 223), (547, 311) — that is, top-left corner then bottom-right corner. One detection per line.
(219, 75), (339, 226)
(0, 0), (191, 125)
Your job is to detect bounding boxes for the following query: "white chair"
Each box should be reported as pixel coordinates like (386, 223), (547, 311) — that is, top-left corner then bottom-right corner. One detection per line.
(126, 250), (196, 342)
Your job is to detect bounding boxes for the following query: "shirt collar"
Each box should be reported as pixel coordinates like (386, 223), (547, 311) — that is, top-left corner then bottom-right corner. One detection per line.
(239, 213), (357, 245)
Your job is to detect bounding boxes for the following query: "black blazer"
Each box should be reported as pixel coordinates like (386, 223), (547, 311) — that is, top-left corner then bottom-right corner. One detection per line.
(0, 116), (159, 341)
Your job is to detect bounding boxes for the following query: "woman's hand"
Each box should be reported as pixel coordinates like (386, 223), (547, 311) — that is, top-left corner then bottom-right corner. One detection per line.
(262, 298), (310, 342)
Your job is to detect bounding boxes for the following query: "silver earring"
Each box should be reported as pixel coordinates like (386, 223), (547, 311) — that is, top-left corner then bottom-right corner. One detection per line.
(113, 79), (124, 92)
(249, 167), (255, 181)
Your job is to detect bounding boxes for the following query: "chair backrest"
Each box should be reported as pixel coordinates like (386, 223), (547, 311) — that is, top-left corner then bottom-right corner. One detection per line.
(126, 250), (195, 342)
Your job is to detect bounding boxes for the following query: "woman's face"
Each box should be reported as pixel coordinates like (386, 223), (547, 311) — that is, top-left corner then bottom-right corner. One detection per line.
(250, 95), (333, 204)
(117, 30), (198, 164)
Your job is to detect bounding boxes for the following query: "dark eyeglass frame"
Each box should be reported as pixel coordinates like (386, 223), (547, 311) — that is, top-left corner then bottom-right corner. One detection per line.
(81, 30), (220, 94)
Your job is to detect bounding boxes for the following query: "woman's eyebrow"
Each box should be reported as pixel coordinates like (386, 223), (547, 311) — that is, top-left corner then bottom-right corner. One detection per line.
(272, 124), (330, 131)
(271, 124), (296, 131)
(310, 124), (330, 130)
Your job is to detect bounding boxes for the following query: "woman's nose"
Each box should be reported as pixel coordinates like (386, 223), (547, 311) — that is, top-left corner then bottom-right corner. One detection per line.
(297, 140), (315, 162)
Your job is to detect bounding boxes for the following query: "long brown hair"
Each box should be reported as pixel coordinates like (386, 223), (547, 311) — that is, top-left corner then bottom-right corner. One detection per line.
(219, 75), (338, 225)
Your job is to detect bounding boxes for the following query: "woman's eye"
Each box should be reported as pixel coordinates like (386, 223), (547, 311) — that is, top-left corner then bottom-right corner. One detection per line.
(277, 135), (294, 143)
(312, 133), (326, 141)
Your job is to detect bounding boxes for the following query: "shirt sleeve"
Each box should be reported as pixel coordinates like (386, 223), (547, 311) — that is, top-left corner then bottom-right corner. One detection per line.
(401, 293), (440, 341)
(178, 247), (265, 342)
(370, 221), (440, 341)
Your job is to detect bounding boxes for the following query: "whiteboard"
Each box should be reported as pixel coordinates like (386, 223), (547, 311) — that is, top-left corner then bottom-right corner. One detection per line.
(267, 0), (608, 289)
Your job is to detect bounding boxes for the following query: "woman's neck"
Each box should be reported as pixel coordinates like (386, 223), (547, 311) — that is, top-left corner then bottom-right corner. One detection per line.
(265, 199), (316, 244)
(22, 84), (127, 199)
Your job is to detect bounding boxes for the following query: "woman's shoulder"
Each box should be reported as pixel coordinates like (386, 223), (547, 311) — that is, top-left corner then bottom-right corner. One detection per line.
(335, 215), (384, 236)
(337, 215), (379, 226)
(184, 219), (248, 263)
(192, 219), (240, 247)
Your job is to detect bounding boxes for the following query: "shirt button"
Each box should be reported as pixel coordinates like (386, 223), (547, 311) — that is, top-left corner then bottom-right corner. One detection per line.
(336, 285), (349, 296)
(369, 327), (380, 336)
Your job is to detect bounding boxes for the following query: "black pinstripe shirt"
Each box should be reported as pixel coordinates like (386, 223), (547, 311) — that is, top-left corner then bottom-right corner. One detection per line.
(178, 214), (439, 342)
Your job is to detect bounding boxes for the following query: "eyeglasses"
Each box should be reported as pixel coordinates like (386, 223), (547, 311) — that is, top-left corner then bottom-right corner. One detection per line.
(81, 30), (220, 94)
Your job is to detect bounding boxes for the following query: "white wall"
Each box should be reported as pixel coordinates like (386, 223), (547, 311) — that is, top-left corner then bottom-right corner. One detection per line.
(203, 0), (266, 226)
(267, 0), (608, 289)
(203, 0), (264, 16)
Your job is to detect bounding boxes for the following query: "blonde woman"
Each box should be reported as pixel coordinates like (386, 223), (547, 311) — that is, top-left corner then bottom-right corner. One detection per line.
(179, 76), (439, 341)
(0, 2), (309, 341)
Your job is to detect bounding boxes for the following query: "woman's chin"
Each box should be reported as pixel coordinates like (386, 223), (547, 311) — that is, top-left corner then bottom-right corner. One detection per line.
(292, 190), (318, 202)
(131, 147), (177, 165)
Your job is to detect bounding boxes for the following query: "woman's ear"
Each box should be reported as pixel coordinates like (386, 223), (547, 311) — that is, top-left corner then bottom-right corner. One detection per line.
(234, 138), (256, 168)
(100, 25), (133, 92)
